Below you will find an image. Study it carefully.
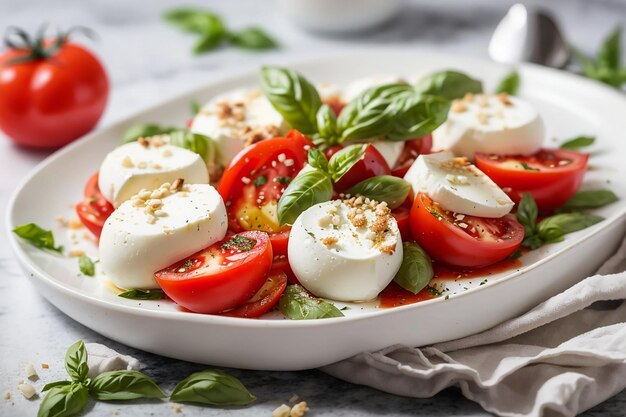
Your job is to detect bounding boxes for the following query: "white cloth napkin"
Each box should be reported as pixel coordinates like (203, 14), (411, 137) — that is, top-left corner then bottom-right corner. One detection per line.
(322, 235), (626, 417)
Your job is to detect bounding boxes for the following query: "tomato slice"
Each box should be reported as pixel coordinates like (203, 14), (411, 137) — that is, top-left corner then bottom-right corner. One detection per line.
(391, 206), (412, 241)
(391, 135), (433, 177)
(75, 172), (114, 237)
(334, 143), (391, 192)
(410, 193), (524, 268)
(220, 270), (287, 318)
(475, 149), (588, 212)
(154, 231), (273, 314)
(217, 131), (311, 256)
(271, 255), (299, 284)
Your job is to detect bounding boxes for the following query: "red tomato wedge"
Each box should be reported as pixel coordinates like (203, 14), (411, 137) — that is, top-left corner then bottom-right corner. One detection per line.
(220, 270), (287, 318)
(410, 193), (524, 268)
(154, 231), (273, 314)
(76, 172), (114, 237)
(217, 131), (311, 256)
(475, 149), (588, 212)
(333, 143), (391, 192)
(271, 255), (299, 284)
(391, 135), (433, 178)
(392, 206), (412, 241)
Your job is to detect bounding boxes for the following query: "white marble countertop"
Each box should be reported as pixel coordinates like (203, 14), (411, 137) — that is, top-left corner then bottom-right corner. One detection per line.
(2, 0), (626, 415)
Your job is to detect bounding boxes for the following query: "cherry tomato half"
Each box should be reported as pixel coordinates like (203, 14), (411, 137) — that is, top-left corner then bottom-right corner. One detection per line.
(475, 149), (588, 213)
(217, 131), (312, 256)
(391, 135), (433, 178)
(220, 270), (287, 318)
(334, 143), (391, 192)
(75, 172), (114, 237)
(392, 206), (412, 241)
(271, 255), (299, 284)
(410, 193), (524, 268)
(155, 231), (273, 314)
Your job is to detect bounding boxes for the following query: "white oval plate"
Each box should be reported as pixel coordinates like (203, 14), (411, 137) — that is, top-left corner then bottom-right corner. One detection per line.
(7, 51), (626, 371)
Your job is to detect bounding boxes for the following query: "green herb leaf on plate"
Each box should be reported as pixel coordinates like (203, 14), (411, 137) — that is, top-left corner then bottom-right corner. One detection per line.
(277, 167), (333, 225)
(118, 289), (166, 300)
(393, 242), (434, 294)
(537, 212), (604, 244)
(38, 382), (89, 417)
(327, 144), (366, 182)
(316, 104), (339, 145)
(170, 369), (256, 406)
(346, 175), (411, 209)
(168, 130), (215, 163)
(229, 27), (277, 50)
(278, 284), (344, 320)
(559, 189), (618, 211)
(13, 223), (63, 253)
(78, 255), (95, 277)
(89, 370), (165, 401)
(121, 124), (178, 144)
(65, 340), (89, 383)
(494, 70), (520, 95)
(191, 100), (202, 116)
(559, 136), (595, 149)
(306, 147), (329, 172)
(385, 93), (450, 141)
(414, 70), (483, 100)
(260, 66), (322, 135)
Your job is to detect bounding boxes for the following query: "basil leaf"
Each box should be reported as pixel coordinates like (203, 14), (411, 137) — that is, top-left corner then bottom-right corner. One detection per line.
(38, 382), (88, 417)
(560, 136), (595, 149)
(169, 130), (215, 163)
(393, 242), (433, 294)
(537, 212), (604, 244)
(277, 167), (333, 225)
(516, 193), (538, 236)
(163, 8), (225, 35)
(307, 148), (329, 172)
(191, 101), (201, 116)
(559, 189), (618, 211)
(42, 381), (71, 392)
(118, 289), (166, 300)
(121, 124), (177, 144)
(337, 84), (413, 142)
(65, 340), (89, 383)
(229, 27), (277, 50)
(193, 32), (224, 54)
(13, 223), (62, 253)
(327, 144), (366, 182)
(316, 104), (339, 145)
(415, 70), (483, 100)
(597, 26), (621, 72)
(279, 285), (344, 320)
(346, 175), (411, 209)
(170, 369), (256, 406)
(495, 70), (520, 95)
(89, 370), (165, 401)
(573, 27), (626, 88)
(386, 94), (450, 141)
(260, 66), (322, 135)
(78, 255), (95, 277)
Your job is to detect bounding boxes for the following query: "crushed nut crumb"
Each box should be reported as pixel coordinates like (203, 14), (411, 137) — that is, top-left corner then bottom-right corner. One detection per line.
(272, 404), (291, 417)
(290, 401), (309, 417)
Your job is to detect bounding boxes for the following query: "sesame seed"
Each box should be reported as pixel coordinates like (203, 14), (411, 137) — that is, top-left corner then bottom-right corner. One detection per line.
(241, 177), (251, 184)
(277, 153), (286, 162)
(284, 159), (295, 167)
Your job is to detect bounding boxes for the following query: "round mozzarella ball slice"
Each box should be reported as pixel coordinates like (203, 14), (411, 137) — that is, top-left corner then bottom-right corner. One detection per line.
(190, 88), (288, 166)
(404, 151), (514, 218)
(343, 75), (407, 102)
(288, 198), (403, 302)
(99, 138), (208, 207)
(432, 93), (545, 159)
(370, 141), (404, 168)
(99, 183), (228, 289)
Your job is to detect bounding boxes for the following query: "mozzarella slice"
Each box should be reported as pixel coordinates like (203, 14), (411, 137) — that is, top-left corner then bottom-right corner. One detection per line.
(99, 137), (208, 207)
(99, 183), (227, 289)
(190, 88), (288, 166)
(432, 93), (545, 159)
(343, 75), (407, 102)
(288, 198), (403, 302)
(370, 141), (404, 168)
(404, 152), (514, 218)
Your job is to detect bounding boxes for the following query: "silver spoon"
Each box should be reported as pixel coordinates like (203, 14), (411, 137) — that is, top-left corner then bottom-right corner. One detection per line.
(488, 3), (569, 68)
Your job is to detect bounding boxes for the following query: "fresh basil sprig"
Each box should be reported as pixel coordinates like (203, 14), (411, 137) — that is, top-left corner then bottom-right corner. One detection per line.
(414, 70), (483, 100)
(121, 124), (178, 144)
(316, 104), (339, 144)
(393, 242), (434, 294)
(277, 166), (333, 225)
(118, 288), (166, 300)
(347, 176), (411, 210)
(89, 371), (164, 401)
(279, 284), (344, 320)
(558, 189), (618, 211)
(65, 341), (89, 383)
(572, 26), (626, 88)
(559, 136), (595, 150)
(38, 382), (89, 417)
(78, 255), (95, 277)
(170, 369), (256, 406)
(307, 147), (329, 171)
(494, 70), (520, 95)
(13, 223), (63, 253)
(327, 144), (366, 182)
(229, 27), (278, 50)
(385, 93), (450, 141)
(260, 66), (322, 135)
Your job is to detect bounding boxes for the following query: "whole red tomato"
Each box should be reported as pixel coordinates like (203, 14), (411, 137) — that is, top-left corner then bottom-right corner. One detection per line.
(0, 27), (109, 148)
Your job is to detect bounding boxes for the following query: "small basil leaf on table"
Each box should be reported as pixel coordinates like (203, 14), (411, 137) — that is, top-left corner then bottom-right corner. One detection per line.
(65, 340), (89, 383)
(118, 289), (166, 300)
(537, 212), (604, 244)
(277, 167), (333, 225)
(385, 94), (450, 141)
(42, 381), (71, 393)
(559, 189), (618, 211)
(306, 147), (329, 172)
(13, 223), (63, 253)
(393, 242), (434, 294)
(78, 255), (95, 277)
(89, 370), (165, 401)
(38, 382), (89, 417)
(494, 70), (520, 95)
(170, 369), (256, 406)
(163, 9), (225, 34)
(346, 175), (411, 209)
(414, 70), (483, 100)
(327, 144), (366, 182)
(559, 136), (595, 149)
(121, 124), (178, 144)
(229, 27), (277, 50)
(279, 285), (344, 320)
(260, 66), (322, 135)
(193, 32), (225, 54)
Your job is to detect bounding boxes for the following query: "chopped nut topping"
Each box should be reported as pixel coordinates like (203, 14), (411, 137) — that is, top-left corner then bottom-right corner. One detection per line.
(68, 250), (85, 257)
(320, 236), (338, 247)
(162, 148), (172, 157)
(173, 178), (185, 191)
(137, 161), (147, 169)
(68, 219), (83, 229)
(273, 404), (291, 417)
(3, 391), (10, 400)
(451, 100), (467, 113)
(138, 137), (149, 148)
(497, 92), (513, 106)
(121, 155), (134, 168)
(476, 112), (490, 125)
(463, 92), (474, 103)
(41, 363), (49, 369)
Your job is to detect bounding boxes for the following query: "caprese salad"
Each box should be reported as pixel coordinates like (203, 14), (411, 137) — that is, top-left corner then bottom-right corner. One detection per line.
(14, 67), (618, 320)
